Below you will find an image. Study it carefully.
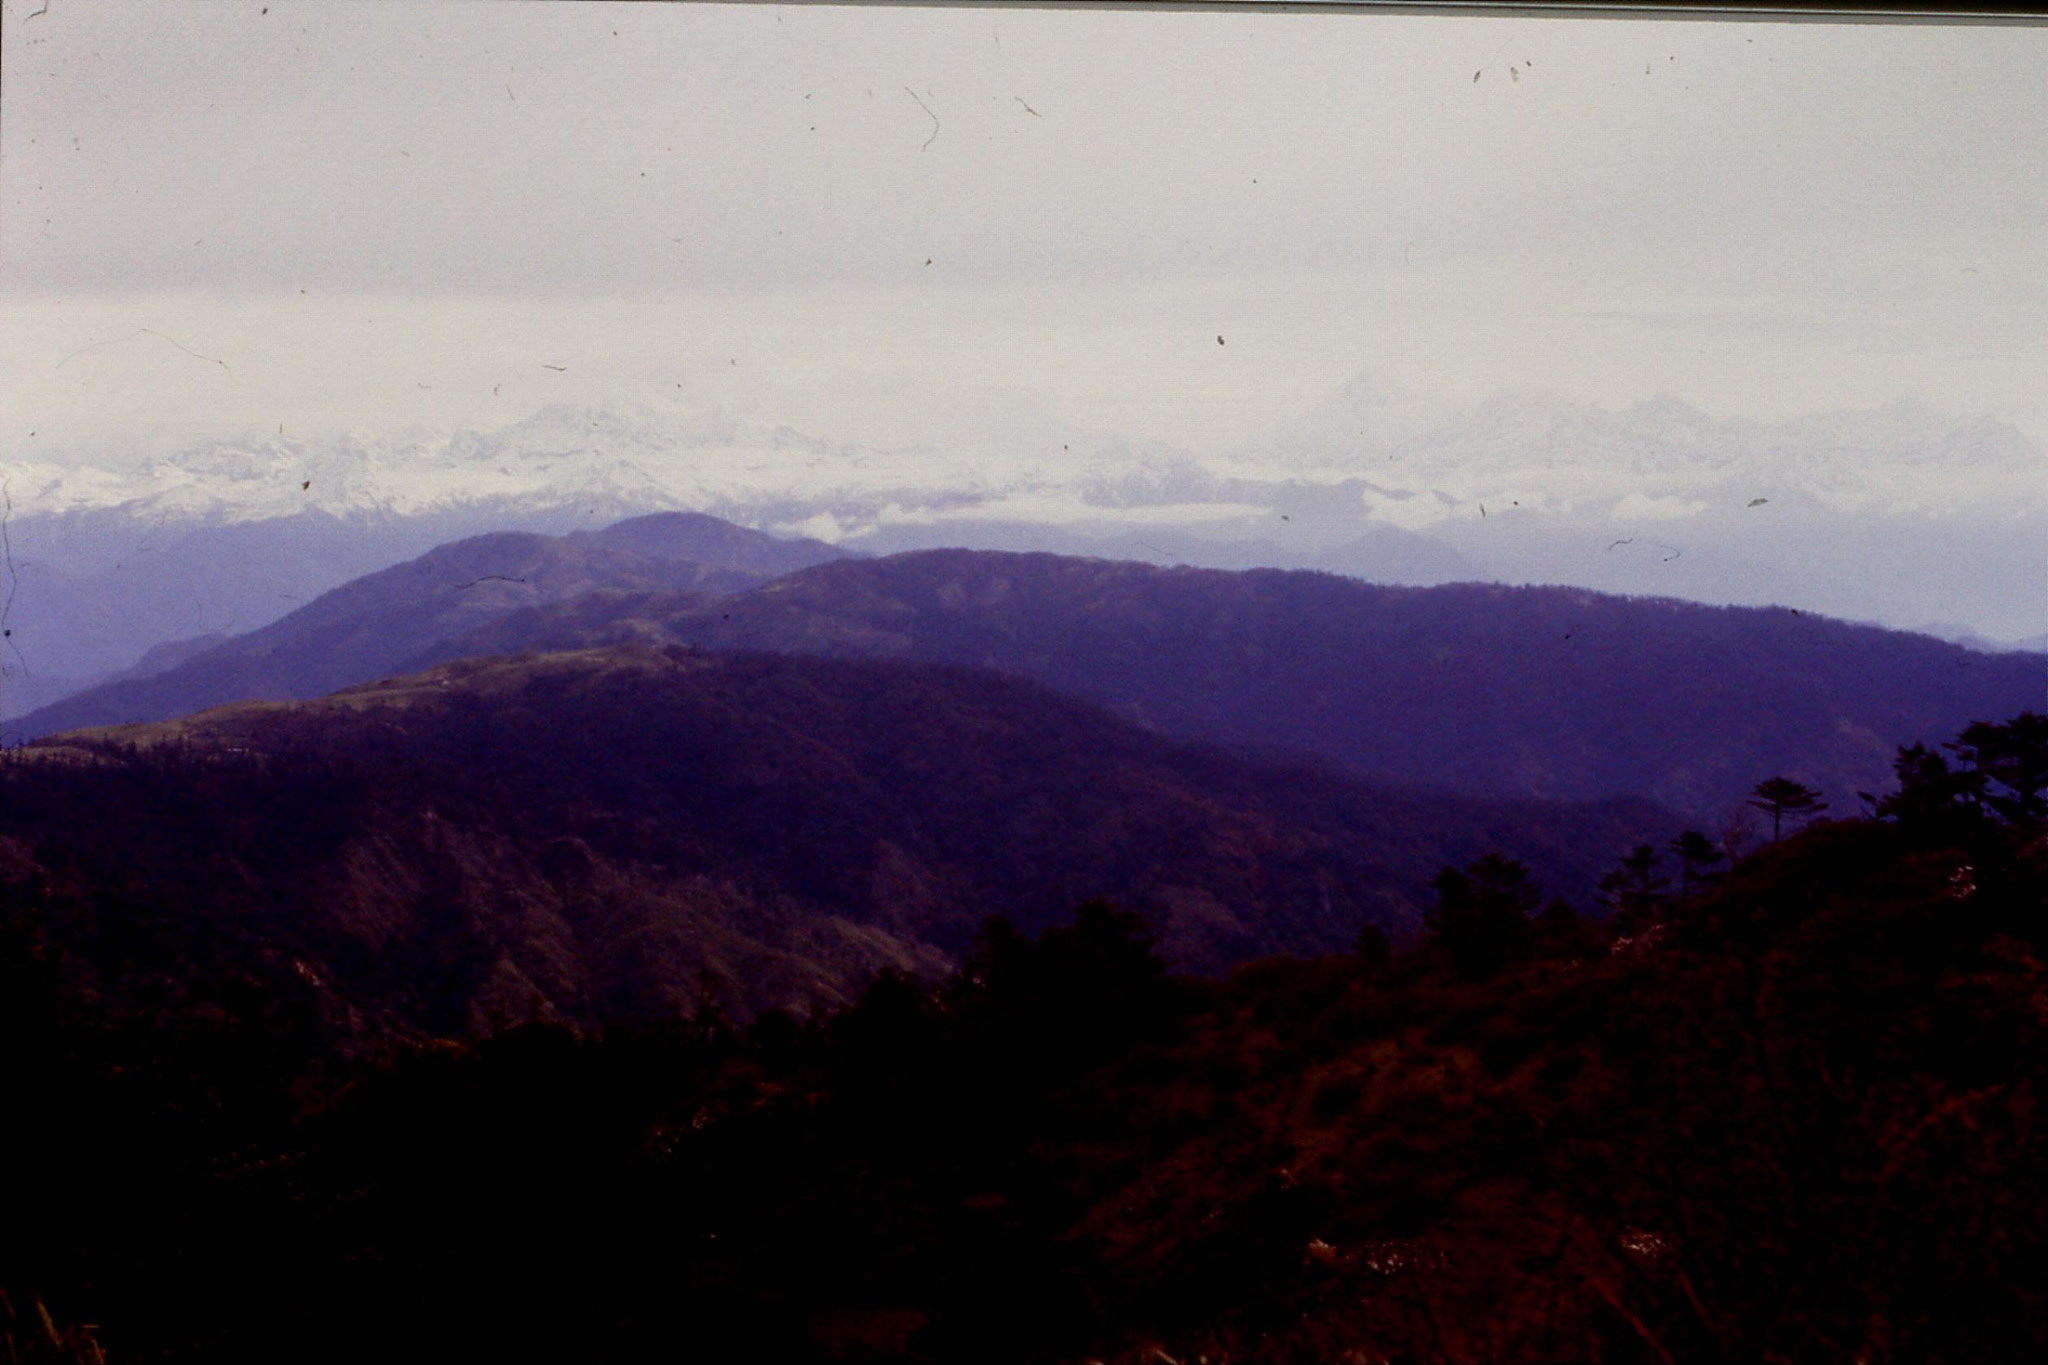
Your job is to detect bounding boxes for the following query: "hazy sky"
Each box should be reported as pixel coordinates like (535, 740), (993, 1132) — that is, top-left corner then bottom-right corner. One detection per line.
(4, 0), (2043, 465)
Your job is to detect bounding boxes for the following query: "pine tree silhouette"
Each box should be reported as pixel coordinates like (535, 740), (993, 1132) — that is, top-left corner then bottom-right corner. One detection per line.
(1747, 777), (1827, 842)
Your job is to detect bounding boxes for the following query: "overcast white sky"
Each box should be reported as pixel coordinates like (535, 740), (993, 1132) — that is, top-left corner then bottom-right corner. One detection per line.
(3, 0), (2043, 466)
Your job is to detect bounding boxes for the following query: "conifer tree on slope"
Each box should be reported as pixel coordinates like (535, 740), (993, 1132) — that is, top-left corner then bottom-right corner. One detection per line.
(1748, 777), (1828, 843)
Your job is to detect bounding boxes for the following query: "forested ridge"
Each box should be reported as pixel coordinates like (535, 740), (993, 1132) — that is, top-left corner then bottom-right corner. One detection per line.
(16, 520), (2039, 822)
(3, 709), (2041, 1363)
(6, 512), (845, 744)
(434, 549), (2045, 816)
(0, 646), (1673, 1040)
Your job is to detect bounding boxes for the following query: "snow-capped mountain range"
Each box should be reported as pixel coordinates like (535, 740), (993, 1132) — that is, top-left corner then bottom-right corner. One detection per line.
(6, 386), (2042, 537)
(4, 405), (948, 529)
(1250, 380), (2046, 527)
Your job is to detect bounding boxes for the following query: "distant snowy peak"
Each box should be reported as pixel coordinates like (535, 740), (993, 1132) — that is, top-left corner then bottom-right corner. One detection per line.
(1271, 382), (2046, 519)
(0, 459), (138, 512)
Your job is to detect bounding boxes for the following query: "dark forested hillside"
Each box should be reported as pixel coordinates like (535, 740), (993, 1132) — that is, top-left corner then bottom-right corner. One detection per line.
(4, 712), (2041, 1364)
(5, 513), (845, 742)
(24, 522), (2032, 822)
(663, 551), (2044, 815)
(384, 548), (2047, 818)
(1, 645), (1669, 1037)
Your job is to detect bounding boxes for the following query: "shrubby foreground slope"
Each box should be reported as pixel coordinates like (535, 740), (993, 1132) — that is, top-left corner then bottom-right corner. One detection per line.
(2, 713), (2040, 1364)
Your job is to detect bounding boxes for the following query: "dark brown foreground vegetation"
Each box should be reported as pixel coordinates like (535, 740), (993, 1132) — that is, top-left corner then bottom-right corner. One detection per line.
(2, 716), (2043, 1364)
